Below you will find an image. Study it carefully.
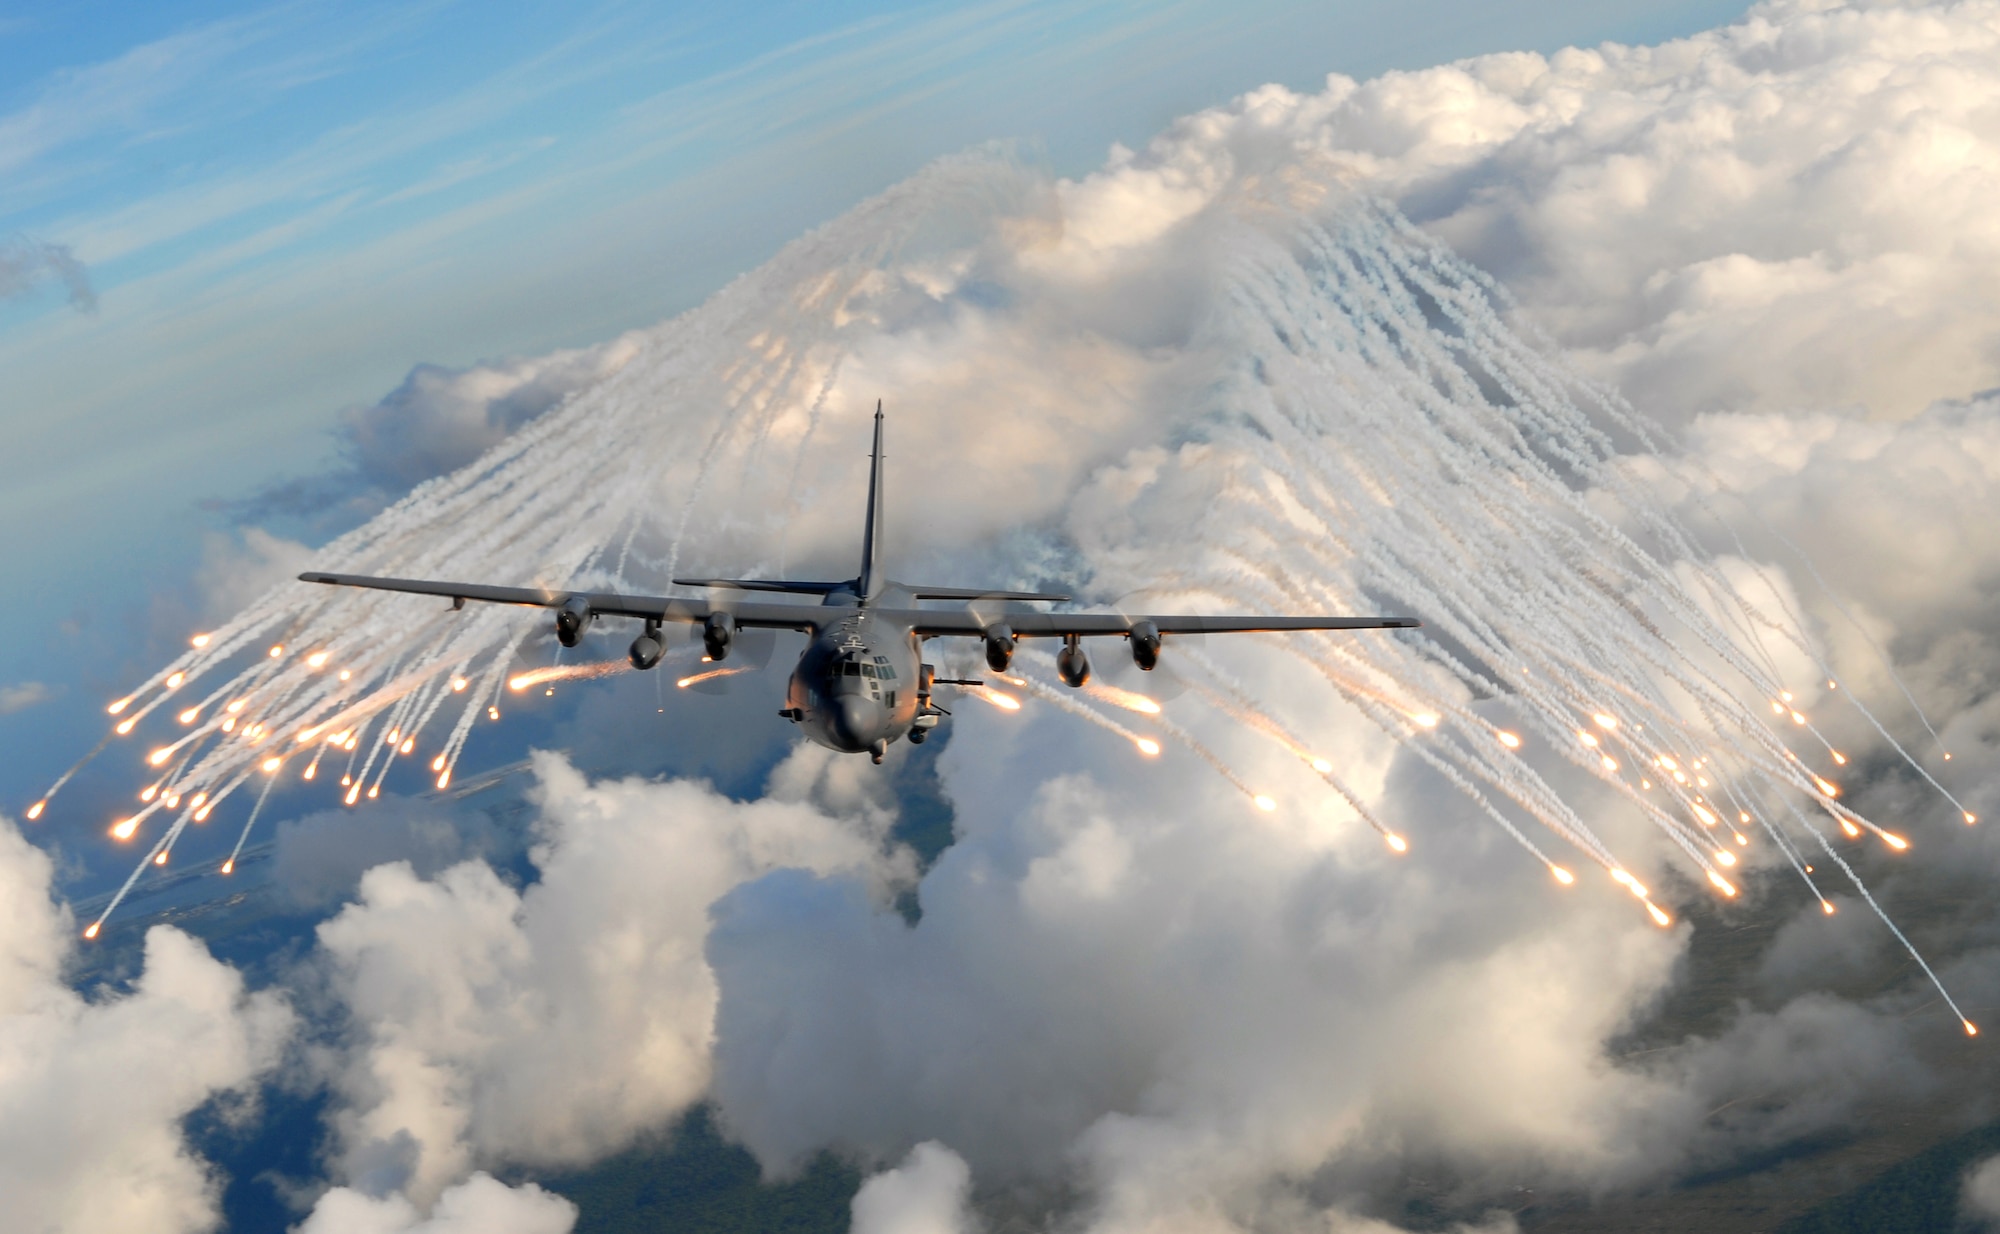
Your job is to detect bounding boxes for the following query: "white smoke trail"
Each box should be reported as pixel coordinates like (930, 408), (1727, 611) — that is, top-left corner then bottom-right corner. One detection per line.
(41, 152), (1975, 1026)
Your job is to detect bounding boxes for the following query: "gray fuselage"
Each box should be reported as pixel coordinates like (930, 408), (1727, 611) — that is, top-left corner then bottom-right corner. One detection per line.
(783, 586), (925, 754)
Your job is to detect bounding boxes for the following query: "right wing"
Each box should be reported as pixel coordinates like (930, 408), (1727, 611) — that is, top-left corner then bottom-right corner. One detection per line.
(885, 609), (1419, 637)
(298, 572), (827, 631)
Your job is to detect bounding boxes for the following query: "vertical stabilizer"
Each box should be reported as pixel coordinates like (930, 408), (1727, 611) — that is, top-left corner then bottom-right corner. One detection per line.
(858, 400), (887, 599)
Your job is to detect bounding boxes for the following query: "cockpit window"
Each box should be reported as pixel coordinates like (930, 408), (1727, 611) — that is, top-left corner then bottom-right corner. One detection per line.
(861, 664), (877, 678)
(878, 665), (896, 680)
(843, 661), (861, 677)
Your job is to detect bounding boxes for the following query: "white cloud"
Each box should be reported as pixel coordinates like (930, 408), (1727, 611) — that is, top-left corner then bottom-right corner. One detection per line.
(0, 680), (54, 714)
(1967, 1152), (2000, 1226)
(0, 816), (292, 1234)
(336, 334), (644, 495)
(850, 1141), (977, 1234)
(1029, 0), (2000, 422)
(296, 1172), (576, 1234)
(314, 750), (907, 1205)
(194, 526), (316, 623)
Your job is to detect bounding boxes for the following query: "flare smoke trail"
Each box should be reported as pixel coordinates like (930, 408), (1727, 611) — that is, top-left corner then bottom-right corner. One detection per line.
(41, 151), (1972, 1019)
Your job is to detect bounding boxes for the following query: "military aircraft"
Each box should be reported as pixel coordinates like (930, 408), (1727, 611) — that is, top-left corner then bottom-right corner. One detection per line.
(301, 404), (1419, 763)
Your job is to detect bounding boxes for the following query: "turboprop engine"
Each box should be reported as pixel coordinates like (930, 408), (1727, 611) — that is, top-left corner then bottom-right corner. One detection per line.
(703, 612), (735, 661)
(983, 624), (1015, 672)
(555, 596), (593, 648)
(1129, 620), (1161, 671)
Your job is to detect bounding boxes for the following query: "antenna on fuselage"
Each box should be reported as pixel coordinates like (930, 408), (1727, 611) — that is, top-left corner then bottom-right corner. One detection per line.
(857, 400), (887, 601)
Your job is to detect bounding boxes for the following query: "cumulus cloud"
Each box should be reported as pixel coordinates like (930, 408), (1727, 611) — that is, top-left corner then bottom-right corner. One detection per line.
(313, 750), (907, 1205)
(234, 333), (644, 533)
(1662, 396), (2000, 733)
(851, 1142), (978, 1234)
(0, 234), (96, 312)
(1021, 0), (2000, 423)
(0, 815), (292, 1234)
(270, 793), (523, 912)
(297, 1172), (576, 1234)
(706, 752), (1944, 1232)
(338, 335), (643, 494)
(1967, 1152), (2000, 1226)
(194, 526), (316, 622)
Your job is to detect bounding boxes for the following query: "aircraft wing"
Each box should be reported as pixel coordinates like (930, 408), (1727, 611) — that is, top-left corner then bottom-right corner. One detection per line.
(298, 572), (827, 631)
(889, 609), (1420, 637)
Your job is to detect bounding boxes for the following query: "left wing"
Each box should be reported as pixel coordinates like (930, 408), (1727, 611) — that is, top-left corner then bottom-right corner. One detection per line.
(298, 572), (826, 631)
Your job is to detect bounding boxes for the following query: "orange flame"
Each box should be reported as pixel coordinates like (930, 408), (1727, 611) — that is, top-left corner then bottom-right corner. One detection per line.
(514, 661), (631, 691)
(675, 666), (752, 689)
(1085, 683), (1164, 715)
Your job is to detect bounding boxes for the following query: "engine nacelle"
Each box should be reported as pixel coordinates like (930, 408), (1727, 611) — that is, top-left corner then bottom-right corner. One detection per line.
(628, 633), (665, 671)
(703, 612), (735, 662)
(1056, 638), (1091, 688)
(1129, 620), (1161, 671)
(983, 624), (1015, 672)
(555, 596), (593, 648)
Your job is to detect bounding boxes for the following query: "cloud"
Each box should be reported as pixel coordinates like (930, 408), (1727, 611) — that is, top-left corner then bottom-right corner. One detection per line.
(1967, 1153), (2000, 1227)
(313, 750), (907, 1205)
(705, 755), (1936, 1227)
(850, 1142), (977, 1234)
(0, 815), (292, 1234)
(1013, 0), (2000, 424)
(0, 681), (54, 714)
(236, 333), (647, 533)
(296, 1172), (576, 1234)
(0, 235), (95, 311)
(336, 335), (644, 495)
(269, 793), (523, 912)
(194, 526), (316, 622)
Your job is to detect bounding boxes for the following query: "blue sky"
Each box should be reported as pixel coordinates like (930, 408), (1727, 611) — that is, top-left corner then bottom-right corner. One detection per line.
(0, 0), (1751, 828)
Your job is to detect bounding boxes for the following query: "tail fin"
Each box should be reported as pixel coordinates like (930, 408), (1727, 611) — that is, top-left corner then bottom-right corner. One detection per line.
(858, 400), (887, 599)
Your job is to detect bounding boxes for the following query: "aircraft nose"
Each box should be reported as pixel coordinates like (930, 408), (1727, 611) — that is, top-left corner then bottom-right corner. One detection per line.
(831, 696), (874, 750)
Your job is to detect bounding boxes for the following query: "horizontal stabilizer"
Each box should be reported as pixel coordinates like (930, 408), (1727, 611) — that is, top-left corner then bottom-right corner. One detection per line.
(906, 585), (1071, 603)
(675, 578), (848, 595)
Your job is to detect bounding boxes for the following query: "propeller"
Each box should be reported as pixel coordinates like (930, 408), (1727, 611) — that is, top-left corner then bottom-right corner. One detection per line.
(680, 625), (777, 695)
(1100, 590), (1201, 703)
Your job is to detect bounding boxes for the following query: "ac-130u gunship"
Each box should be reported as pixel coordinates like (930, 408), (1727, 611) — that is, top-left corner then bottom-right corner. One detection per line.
(303, 404), (1419, 763)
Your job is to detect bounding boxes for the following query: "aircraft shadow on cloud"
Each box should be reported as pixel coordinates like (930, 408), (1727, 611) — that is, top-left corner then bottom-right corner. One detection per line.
(303, 404), (1420, 764)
